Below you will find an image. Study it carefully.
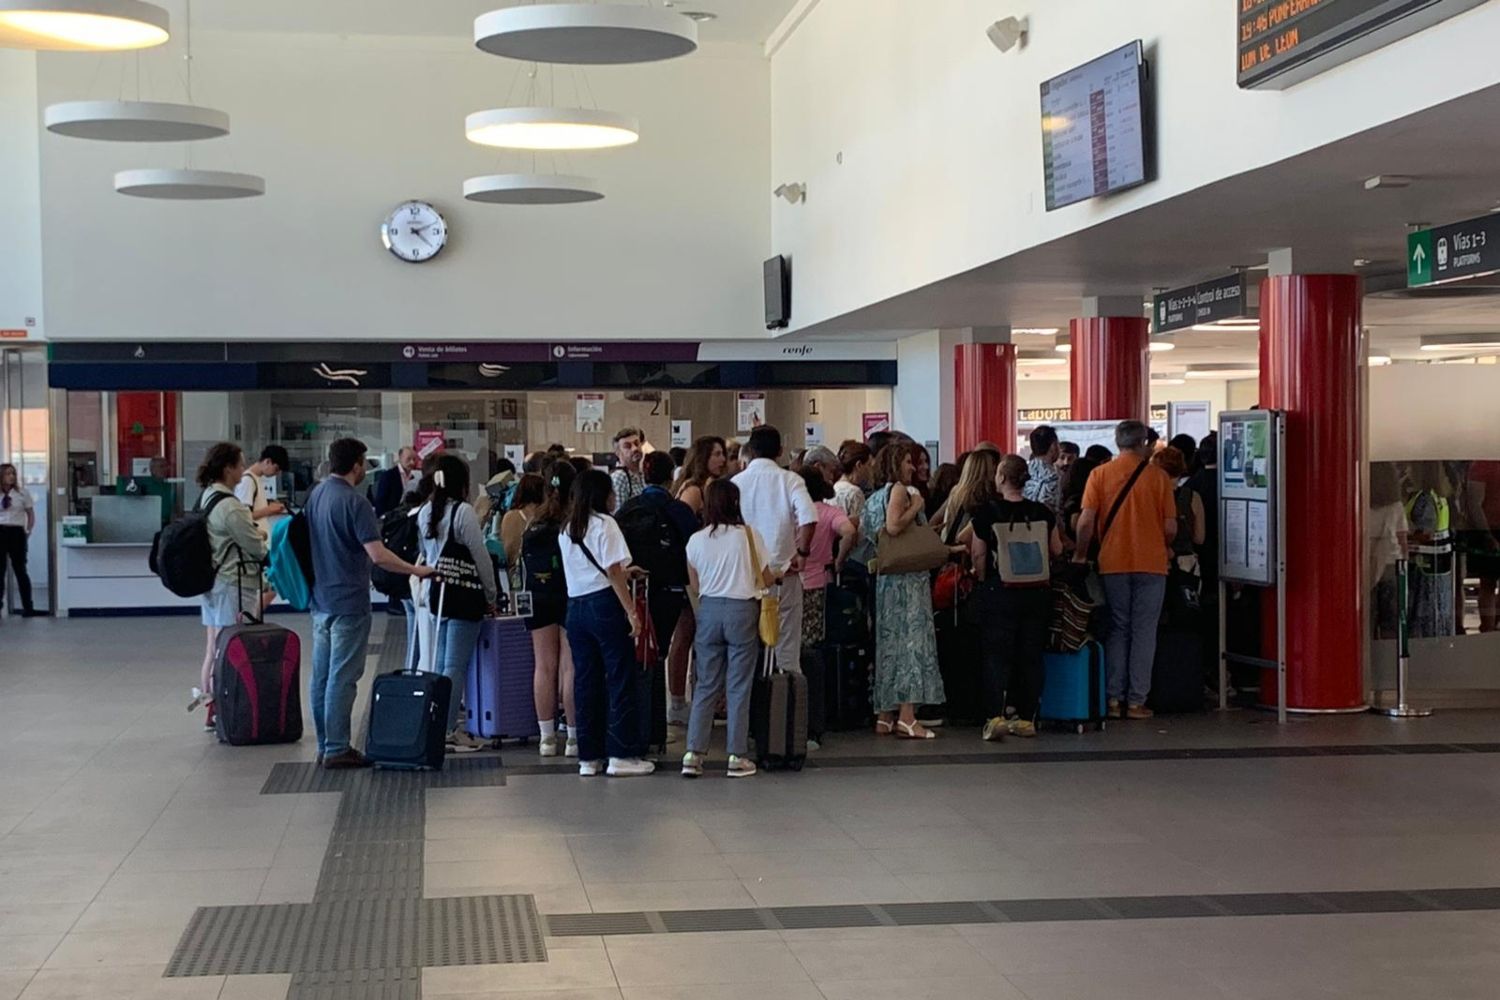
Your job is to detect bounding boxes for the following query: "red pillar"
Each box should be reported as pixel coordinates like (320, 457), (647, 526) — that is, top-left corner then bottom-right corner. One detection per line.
(1069, 317), (1150, 422)
(954, 343), (1017, 454)
(1259, 274), (1365, 710)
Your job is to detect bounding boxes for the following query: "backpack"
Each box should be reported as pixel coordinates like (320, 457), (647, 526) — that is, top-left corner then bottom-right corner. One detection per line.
(485, 479), (518, 520)
(520, 521), (567, 604)
(372, 505), (420, 599)
(150, 490), (234, 598)
(616, 495), (688, 588)
(267, 513), (315, 611)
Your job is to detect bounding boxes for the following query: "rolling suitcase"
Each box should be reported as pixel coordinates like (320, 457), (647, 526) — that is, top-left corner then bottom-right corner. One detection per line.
(824, 568), (869, 648)
(633, 577), (670, 754)
(214, 563), (303, 747)
(1148, 627), (1205, 714)
(1039, 640), (1107, 733)
(750, 648), (808, 771)
(466, 616), (541, 742)
(821, 642), (872, 731)
(367, 576), (453, 770)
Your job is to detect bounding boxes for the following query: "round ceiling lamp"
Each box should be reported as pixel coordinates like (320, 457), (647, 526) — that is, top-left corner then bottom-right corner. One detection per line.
(466, 106), (638, 151)
(475, 3), (697, 65)
(463, 174), (603, 205)
(114, 168), (264, 199)
(45, 100), (229, 141)
(0, 0), (168, 50)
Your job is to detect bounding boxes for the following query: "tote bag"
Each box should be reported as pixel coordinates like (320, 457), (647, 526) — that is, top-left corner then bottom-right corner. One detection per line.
(427, 508), (489, 622)
(993, 516), (1052, 586)
(744, 526), (780, 647)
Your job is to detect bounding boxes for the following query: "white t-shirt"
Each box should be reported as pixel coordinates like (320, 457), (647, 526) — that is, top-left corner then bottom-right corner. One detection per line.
(558, 513), (633, 598)
(687, 524), (770, 601)
(0, 486), (34, 529)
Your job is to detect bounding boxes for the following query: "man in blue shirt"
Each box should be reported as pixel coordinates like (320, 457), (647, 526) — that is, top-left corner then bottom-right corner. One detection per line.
(307, 438), (433, 769)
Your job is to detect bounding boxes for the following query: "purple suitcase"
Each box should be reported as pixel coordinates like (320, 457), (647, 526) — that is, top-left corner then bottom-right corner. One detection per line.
(466, 616), (541, 742)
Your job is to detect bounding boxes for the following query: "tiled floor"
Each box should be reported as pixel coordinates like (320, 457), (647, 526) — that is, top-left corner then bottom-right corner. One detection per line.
(3, 614), (1500, 999)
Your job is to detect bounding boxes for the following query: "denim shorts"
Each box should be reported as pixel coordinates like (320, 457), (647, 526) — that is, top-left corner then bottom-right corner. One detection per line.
(200, 576), (255, 628)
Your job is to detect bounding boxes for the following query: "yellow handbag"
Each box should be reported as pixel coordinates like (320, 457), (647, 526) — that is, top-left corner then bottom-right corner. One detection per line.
(745, 526), (780, 647)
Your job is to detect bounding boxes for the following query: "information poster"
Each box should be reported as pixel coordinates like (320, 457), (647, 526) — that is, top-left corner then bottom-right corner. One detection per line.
(804, 422), (824, 447)
(503, 443), (525, 468)
(670, 420), (693, 449)
(737, 393), (766, 433)
(575, 393), (605, 434)
(861, 412), (891, 438)
(414, 429), (446, 459)
(1218, 410), (1279, 586)
(1168, 401), (1213, 443)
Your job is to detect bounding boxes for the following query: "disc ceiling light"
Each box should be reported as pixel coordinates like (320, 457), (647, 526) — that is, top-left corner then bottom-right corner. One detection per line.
(45, 99), (228, 141)
(0, 0), (167, 50)
(114, 168), (263, 199)
(475, 3), (697, 65)
(463, 174), (603, 205)
(466, 106), (638, 150)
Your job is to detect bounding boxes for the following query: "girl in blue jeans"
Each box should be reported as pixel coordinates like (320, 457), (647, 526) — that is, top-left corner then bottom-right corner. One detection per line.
(417, 455), (498, 752)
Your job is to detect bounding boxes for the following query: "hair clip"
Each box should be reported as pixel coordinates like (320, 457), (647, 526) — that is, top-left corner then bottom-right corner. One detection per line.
(434, 470), (446, 488)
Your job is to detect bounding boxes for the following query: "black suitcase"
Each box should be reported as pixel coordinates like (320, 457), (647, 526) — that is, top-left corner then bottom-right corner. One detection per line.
(934, 615), (985, 725)
(635, 579), (672, 754)
(366, 576), (454, 770)
(824, 569), (869, 647)
(750, 649), (808, 771)
(821, 642), (872, 731)
(1148, 627), (1205, 715)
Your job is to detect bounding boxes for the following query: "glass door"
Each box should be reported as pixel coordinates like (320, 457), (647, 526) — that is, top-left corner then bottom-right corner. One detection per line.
(1, 346), (51, 612)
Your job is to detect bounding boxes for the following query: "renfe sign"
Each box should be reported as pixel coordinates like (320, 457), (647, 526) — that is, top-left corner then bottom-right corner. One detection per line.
(1237, 0), (1488, 90)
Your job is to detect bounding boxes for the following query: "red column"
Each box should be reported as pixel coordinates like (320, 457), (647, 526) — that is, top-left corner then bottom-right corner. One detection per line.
(954, 343), (1017, 454)
(1259, 274), (1365, 710)
(1069, 317), (1150, 422)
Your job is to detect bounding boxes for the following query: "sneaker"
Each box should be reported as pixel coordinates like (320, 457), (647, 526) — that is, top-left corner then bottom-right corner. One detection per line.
(1126, 704), (1154, 720)
(606, 757), (656, 777)
(447, 730), (487, 754)
(538, 736), (559, 758)
(727, 755), (758, 778)
(203, 702), (217, 733)
(1107, 699), (1124, 720)
(188, 687), (208, 711)
(578, 759), (604, 777)
(565, 737), (579, 758)
(982, 716), (1007, 742)
(680, 751), (704, 778)
(1006, 718), (1038, 739)
(322, 749), (372, 770)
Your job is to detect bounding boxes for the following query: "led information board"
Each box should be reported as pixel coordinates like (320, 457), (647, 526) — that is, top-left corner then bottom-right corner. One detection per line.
(1041, 41), (1149, 211)
(1238, 0), (1489, 90)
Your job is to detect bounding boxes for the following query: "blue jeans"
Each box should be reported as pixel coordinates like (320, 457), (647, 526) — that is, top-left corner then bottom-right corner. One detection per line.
(566, 589), (642, 763)
(1101, 573), (1167, 706)
(402, 598), (418, 671)
(431, 618), (483, 732)
(687, 597), (759, 757)
(310, 610), (373, 756)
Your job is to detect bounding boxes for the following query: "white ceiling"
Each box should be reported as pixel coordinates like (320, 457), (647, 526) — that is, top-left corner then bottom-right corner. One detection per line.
(786, 81), (1500, 376)
(190, 0), (799, 45)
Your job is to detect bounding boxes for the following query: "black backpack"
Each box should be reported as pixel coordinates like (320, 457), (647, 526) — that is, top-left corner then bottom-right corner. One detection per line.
(616, 495), (688, 588)
(520, 521), (567, 604)
(149, 490), (234, 598)
(372, 505), (420, 599)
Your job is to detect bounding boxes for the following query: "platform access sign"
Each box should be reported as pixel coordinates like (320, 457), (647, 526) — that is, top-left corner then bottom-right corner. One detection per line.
(1408, 214), (1500, 287)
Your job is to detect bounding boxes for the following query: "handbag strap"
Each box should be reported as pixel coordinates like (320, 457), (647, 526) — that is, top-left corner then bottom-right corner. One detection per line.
(743, 525), (766, 594)
(1099, 460), (1150, 545)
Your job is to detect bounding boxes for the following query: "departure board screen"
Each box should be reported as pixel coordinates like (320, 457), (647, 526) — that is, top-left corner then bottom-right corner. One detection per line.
(1040, 41), (1149, 212)
(1238, 0), (1483, 89)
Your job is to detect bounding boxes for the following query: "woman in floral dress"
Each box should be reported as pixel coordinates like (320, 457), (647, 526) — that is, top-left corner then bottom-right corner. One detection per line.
(863, 440), (945, 739)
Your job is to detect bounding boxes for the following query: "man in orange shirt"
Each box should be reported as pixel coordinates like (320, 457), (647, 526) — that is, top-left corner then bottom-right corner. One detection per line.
(1072, 421), (1177, 719)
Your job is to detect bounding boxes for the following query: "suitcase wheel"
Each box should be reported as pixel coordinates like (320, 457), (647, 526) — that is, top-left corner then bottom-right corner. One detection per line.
(1075, 723), (1085, 735)
(788, 758), (805, 772)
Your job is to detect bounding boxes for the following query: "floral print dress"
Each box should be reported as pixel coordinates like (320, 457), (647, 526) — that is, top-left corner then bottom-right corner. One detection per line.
(863, 485), (945, 712)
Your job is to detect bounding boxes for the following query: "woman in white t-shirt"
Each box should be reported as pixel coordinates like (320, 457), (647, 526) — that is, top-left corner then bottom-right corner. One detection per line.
(0, 463), (37, 617)
(680, 479), (773, 779)
(559, 470), (654, 778)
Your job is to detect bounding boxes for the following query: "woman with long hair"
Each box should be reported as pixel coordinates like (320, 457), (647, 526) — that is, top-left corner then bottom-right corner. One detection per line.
(1055, 456), (1101, 560)
(674, 435), (728, 516)
(863, 441), (946, 739)
(559, 470), (654, 777)
(188, 443), (267, 732)
(497, 473), (546, 589)
(667, 435), (728, 725)
(416, 454), (498, 752)
(521, 459), (579, 757)
(680, 479), (774, 778)
(937, 449), (1000, 541)
(0, 463), (37, 617)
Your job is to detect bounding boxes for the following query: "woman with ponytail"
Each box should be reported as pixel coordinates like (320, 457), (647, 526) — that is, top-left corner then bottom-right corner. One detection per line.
(521, 459), (580, 758)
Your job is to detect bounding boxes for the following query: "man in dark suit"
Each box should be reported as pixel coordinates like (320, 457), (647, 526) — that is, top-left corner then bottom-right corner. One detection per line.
(372, 447), (420, 517)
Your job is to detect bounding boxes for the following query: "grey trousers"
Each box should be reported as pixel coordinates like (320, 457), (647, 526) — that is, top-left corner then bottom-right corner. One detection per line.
(1101, 573), (1166, 706)
(687, 597), (760, 757)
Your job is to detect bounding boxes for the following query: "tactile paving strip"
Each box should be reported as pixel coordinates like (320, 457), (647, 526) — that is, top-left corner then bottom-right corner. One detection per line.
(288, 967), (422, 1000)
(261, 757), (507, 796)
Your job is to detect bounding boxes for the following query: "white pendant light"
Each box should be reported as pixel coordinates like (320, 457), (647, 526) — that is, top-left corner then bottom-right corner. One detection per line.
(45, 100), (228, 141)
(466, 106), (638, 151)
(475, 3), (697, 65)
(0, 0), (167, 50)
(463, 174), (602, 205)
(114, 168), (263, 199)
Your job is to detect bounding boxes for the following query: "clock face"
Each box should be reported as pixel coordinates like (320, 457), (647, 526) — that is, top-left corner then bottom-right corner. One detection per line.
(382, 201), (447, 263)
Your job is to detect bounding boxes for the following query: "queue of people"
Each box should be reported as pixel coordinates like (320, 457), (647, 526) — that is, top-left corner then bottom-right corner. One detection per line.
(180, 414), (1226, 776)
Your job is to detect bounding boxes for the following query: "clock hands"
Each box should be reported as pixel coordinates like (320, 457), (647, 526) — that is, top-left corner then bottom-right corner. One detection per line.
(408, 226), (435, 248)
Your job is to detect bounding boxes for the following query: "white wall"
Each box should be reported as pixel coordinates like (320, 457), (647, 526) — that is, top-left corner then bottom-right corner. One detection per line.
(0, 51), (43, 336)
(770, 0), (1500, 331)
(892, 328), (961, 455)
(1016, 377), (1228, 419)
(1371, 365), (1500, 461)
(36, 31), (769, 341)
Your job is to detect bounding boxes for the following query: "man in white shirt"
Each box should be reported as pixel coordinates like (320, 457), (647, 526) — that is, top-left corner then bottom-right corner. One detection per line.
(235, 445), (289, 539)
(732, 426), (817, 677)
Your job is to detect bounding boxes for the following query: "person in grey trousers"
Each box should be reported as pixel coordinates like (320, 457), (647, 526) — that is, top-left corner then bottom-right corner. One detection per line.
(680, 480), (775, 779)
(1069, 420), (1178, 719)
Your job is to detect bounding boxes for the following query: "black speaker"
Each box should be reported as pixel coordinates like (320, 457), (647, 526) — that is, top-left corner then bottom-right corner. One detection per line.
(764, 255), (791, 330)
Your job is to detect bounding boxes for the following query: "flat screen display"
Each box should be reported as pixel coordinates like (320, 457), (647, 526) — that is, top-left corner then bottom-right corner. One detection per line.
(1040, 41), (1150, 211)
(764, 255), (790, 329)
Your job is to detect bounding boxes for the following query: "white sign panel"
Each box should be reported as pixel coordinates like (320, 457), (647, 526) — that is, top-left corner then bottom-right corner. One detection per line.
(670, 420), (693, 449)
(737, 393), (766, 433)
(804, 422), (824, 447)
(575, 393), (605, 434)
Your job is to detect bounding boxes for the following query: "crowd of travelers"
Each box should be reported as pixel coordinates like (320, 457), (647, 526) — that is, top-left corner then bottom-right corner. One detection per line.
(179, 415), (1224, 778)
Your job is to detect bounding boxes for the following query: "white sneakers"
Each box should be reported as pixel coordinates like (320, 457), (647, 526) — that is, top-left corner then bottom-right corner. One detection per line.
(446, 730), (487, 754)
(539, 736), (559, 758)
(680, 752), (757, 778)
(578, 760), (604, 777)
(606, 757), (656, 777)
(680, 751), (704, 778)
(565, 737), (579, 758)
(727, 755), (758, 778)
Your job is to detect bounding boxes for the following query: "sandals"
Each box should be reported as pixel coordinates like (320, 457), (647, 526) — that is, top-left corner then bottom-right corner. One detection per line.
(895, 720), (936, 740)
(874, 719), (895, 736)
